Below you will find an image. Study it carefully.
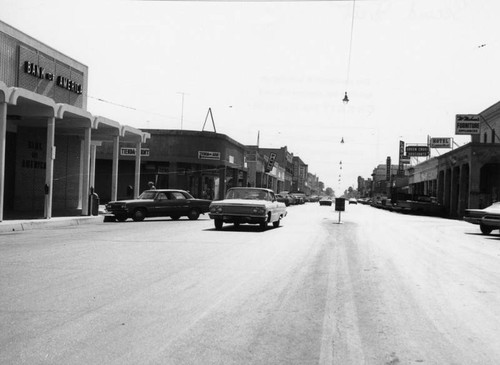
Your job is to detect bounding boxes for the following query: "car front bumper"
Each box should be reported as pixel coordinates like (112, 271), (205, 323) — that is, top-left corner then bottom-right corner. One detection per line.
(209, 213), (267, 224)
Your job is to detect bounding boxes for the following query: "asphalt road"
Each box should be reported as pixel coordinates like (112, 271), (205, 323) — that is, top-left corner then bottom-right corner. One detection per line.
(1, 203), (499, 364)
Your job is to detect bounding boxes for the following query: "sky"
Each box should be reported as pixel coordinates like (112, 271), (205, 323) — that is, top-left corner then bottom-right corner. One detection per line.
(2, 0), (500, 193)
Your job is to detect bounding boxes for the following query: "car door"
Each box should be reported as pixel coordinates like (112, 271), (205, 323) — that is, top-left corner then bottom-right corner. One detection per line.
(168, 191), (190, 215)
(152, 192), (174, 217)
(268, 192), (281, 221)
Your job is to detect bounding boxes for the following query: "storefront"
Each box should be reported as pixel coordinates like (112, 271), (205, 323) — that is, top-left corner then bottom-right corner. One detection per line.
(0, 20), (149, 220)
(95, 129), (248, 202)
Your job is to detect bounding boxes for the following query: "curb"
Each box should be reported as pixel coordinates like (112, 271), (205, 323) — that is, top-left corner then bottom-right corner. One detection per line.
(0, 215), (104, 233)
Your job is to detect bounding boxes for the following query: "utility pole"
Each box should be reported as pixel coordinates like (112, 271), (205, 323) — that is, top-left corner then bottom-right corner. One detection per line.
(176, 92), (188, 130)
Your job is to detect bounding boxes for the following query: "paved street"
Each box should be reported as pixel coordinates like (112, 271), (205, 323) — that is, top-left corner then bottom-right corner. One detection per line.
(1, 203), (500, 364)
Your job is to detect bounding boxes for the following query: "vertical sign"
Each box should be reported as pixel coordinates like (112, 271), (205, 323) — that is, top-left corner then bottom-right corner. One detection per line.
(386, 156), (391, 181)
(398, 141), (405, 177)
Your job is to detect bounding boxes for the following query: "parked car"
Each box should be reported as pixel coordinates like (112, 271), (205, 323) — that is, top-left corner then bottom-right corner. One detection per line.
(319, 197), (333, 206)
(290, 192), (306, 204)
(209, 187), (287, 230)
(105, 189), (212, 222)
(276, 193), (291, 206)
(349, 198), (358, 205)
(279, 191), (296, 205)
(464, 201), (500, 235)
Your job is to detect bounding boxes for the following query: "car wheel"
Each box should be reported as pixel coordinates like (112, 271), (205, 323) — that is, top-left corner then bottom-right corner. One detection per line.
(187, 209), (200, 220)
(170, 215), (180, 220)
(480, 224), (493, 235)
(259, 221), (268, 231)
(273, 219), (280, 228)
(132, 209), (146, 222)
(115, 215), (127, 222)
(214, 219), (223, 230)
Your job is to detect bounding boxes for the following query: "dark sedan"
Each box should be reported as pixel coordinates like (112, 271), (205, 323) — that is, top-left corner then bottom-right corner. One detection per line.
(105, 189), (212, 222)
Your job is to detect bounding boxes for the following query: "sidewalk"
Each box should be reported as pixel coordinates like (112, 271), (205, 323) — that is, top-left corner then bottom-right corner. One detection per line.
(0, 206), (106, 233)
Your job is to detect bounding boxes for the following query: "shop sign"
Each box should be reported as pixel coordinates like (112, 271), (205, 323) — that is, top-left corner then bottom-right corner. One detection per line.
(455, 114), (480, 134)
(265, 152), (277, 173)
(429, 137), (452, 148)
(386, 156), (391, 181)
(198, 151), (220, 160)
(399, 140), (405, 157)
(406, 145), (430, 157)
(23, 61), (83, 94)
(400, 156), (411, 164)
(120, 147), (150, 156)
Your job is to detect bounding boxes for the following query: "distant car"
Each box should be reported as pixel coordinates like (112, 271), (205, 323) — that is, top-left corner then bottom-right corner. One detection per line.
(209, 187), (287, 230)
(279, 191), (296, 205)
(464, 202), (500, 235)
(290, 193), (306, 204)
(276, 193), (291, 206)
(105, 189), (212, 222)
(349, 198), (358, 205)
(319, 197), (333, 206)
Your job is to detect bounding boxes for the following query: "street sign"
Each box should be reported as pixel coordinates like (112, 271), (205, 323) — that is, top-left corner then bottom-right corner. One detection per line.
(455, 114), (480, 134)
(406, 145), (429, 157)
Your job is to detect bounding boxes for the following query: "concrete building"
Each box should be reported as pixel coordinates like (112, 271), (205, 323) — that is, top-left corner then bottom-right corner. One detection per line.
(292, 156), (308, 193)
(402, 100), (500, 217)
(0, 20), (149, 220)
(95, 129), (247, 202)
(258, 146), (294, 192)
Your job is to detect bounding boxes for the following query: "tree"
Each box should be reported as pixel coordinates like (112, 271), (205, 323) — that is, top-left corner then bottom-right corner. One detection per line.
(325, 187), (334, 196)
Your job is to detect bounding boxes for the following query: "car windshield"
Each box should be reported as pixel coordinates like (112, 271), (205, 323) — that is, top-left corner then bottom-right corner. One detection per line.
(138, 191), (157, 199)
(225, 189), (270, 201)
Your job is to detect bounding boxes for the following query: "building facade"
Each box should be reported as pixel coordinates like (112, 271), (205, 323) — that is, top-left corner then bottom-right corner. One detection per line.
(0, 20), (148, 220)
(95, 130), (248, 202)
(402, 100), (500, 217)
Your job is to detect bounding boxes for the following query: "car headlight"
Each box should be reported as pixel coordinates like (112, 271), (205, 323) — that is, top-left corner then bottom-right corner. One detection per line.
(210, 206), (223, 213)
(252, 207), (266, 215)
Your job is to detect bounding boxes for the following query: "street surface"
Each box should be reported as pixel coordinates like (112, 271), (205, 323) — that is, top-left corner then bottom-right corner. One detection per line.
(1, 203), (500, 364)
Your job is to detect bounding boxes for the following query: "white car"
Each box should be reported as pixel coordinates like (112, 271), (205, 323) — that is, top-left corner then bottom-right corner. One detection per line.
(209, 187), (287, 230)
(464, 202), (500, 235)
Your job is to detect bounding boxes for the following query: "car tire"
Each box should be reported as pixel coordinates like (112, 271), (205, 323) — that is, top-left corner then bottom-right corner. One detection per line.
(480, 224), (493, 235)
(132, 209), (146, 222)
(187, 209), (200, 220)
(273, 219), (280, 228)
(214, 219), (223, 230)
(259, 221), (268, 231)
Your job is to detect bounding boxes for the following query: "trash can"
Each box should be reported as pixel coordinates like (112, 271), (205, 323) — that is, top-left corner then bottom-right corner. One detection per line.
(89, 188), (100, 216)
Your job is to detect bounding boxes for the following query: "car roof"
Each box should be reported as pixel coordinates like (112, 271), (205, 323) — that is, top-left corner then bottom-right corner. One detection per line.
(145, 189), (188, 193)
(227, 187), (274, 193)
